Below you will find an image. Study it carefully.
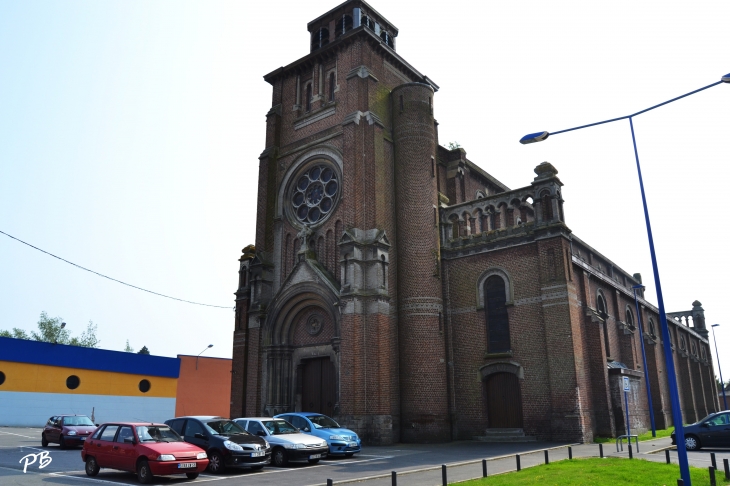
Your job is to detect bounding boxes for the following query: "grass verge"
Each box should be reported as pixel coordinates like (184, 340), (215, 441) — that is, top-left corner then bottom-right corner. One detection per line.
(593, 427), (675, 443)
(458, 457), (725, 485)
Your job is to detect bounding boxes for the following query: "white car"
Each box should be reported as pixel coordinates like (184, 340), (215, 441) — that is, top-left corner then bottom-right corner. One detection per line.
(234, 417), (329, 467)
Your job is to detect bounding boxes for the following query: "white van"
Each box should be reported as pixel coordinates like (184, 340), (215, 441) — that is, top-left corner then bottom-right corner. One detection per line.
(234, 417), (329, 467)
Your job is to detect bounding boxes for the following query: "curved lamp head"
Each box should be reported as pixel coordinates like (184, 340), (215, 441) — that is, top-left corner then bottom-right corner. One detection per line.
(712, 324), (720, 328)
(207, 344), (214, 348)
(632, 284), (645, 290)
(722, 73), (730, 83)
(520, 131), (550, 144)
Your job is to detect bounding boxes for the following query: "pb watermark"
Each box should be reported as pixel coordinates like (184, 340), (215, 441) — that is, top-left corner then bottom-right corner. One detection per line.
(19, 451), (52, 473)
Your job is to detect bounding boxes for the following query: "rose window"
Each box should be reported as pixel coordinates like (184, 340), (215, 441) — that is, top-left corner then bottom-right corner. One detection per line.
(290, 164), (339, 225)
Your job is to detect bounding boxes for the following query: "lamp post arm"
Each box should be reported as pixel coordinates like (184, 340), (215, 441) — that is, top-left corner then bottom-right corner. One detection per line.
(547, 80), (723, 138)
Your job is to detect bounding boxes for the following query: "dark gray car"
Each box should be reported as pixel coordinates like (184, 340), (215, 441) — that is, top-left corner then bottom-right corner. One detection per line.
(165, 416), (271, 473)
(671, 410), (730, 450)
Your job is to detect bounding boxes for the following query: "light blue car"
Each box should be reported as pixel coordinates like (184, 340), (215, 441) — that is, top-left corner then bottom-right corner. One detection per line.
(274, 412), (361, 457)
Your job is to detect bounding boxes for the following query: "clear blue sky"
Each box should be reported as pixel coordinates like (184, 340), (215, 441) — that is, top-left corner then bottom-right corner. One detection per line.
(1, 0), (729, 383)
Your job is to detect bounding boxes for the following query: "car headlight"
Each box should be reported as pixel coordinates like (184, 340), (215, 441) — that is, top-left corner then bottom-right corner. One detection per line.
(67, 431), (77, 436)
(224, 440), (244, 451)
(196, 452), (207, 460)
(284, 443), (306, 449)
(321, 441), (327, 447)
(329, 435), (345, 441)
(158, 454), (175, 461)
(263, 440), (270, 448)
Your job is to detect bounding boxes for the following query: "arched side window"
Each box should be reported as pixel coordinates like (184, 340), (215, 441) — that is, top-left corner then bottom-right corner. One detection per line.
(485, 276), (510, 353)
(540, 190), (553, 221)
(648, 318), (656, 338)
(625, 307), (635, 330)
(597, 291), (611, 358)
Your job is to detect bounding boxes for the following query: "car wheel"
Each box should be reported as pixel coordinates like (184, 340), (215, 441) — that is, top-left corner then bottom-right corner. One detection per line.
(185, 472), (199, 479)
(345, 453), (354, 458)
(272, 448), (288, 467)
(85, 456), (100, 477)
(137, 459), (153, 484)
(684, 435), (701, 451)
(59, 435), (66, 450)
(308, 458), (320, 464)
(41, 434), (48, 447)
(207, 451), (225, 474)
(250, 465), (264, 471)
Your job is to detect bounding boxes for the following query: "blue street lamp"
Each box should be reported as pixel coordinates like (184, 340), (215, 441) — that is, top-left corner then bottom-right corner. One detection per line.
(632, 285), (656, 437)
(519, 72), (729, 486)
(711, 324), (727, 411)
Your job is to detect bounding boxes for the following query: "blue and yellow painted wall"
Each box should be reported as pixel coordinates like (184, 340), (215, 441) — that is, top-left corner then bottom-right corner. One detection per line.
(0, 337), (180, 426)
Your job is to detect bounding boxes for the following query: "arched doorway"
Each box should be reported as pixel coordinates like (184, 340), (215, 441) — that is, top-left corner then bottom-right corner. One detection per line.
(301, 357), (336, 416)
(484, 372), (523, 428)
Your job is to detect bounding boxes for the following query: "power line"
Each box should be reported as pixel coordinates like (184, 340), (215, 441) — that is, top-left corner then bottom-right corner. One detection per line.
(0, 229), (232, 309)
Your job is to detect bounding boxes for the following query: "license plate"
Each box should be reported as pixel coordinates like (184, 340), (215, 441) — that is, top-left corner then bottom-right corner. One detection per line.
(308, 454), (321, 460)
(177, 463), (196, 469)
(80, 437), (86, 441)
(348, 442), (357, 447)
(251, 451), (265, 457)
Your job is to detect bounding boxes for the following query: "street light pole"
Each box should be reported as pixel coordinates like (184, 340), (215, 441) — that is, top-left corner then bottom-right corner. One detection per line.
(632, 285), (656, 437)
(519, 72), (730, 486)
(196, 344), (214, 370)
(711, 324), (727, 410)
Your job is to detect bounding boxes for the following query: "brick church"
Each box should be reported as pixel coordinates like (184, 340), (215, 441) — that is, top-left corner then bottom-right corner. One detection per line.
(230, 0), (720, 444)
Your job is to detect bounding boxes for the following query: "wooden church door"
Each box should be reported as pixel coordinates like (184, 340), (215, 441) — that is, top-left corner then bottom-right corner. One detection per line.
(485, 372), (523, 428)
(301, 357), (336, 417)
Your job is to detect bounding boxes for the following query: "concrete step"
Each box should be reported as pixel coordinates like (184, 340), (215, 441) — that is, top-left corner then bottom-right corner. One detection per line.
(474, 428), (537, 442)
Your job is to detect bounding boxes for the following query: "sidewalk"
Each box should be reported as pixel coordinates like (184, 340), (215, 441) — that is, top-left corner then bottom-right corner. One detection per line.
(324, 438), (728, 486)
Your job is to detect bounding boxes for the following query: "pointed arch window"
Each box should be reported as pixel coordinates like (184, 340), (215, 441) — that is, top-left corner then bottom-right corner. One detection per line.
(328, 72), (336, 102)
(597, 292), (611, 358)
(485, 276), (510, 353)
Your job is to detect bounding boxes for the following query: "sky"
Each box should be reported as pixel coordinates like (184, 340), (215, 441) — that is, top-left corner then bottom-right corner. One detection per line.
(1, 0), (729, 384)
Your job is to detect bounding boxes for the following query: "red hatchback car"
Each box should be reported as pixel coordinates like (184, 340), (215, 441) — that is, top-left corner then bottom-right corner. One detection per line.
(81, 422), (209, 483)
(42, 415), (98, 449)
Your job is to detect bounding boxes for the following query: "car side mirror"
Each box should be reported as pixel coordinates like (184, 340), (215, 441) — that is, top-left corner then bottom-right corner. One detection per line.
(95, 424), (99, 427)
(194, 433), (207, 440)
(256, 431), (266, 437)
(303, 427), (310, 432)
(124, 437), (135, 444)
(701, 423), (710, 428)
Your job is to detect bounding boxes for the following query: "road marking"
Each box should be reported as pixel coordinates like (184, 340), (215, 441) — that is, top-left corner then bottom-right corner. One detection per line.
(50, 472), (132, 484)
(0, 431), (36, 439)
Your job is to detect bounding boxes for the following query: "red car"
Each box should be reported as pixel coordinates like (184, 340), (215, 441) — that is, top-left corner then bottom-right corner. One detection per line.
(81, 422), (209, 483)
(42, 415), (98, 449)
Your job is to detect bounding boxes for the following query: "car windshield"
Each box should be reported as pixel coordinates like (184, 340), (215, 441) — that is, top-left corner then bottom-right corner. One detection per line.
(62, 416), (95, 426)
(307, 415), (340, 429)
(204, 420), (248, 436)
(137, 426), (183, 442)
(262, 419), (298, 435)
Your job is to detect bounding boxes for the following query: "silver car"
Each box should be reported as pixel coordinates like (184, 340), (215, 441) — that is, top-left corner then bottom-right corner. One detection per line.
(234, 417), (329, 467)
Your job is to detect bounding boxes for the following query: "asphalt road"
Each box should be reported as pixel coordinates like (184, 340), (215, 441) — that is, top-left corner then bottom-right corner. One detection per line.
(2, 426), (729, 486)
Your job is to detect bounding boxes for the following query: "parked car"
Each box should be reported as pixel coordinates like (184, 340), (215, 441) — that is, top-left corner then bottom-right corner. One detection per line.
(81, 422), (208, 483)
(671, 410), (730, 450)
(234, 417), (329, 467)
(165, 416), (270, 474)
(42, 415), (97, 449)
(275, 412), (361, 457)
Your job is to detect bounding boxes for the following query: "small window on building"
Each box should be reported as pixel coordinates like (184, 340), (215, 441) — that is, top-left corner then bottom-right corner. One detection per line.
(66, 375), (80, 390)
(305, 84), (312, 112)
(328, 72), (336, 102)
(380, 30), (394, 48)
(625, 308), (635, 330)
(0, 371), (5, 386)
(311, 28), (329, 50)
(336, 15), (353, 37)
(597, 293), (611, 358)
(139, 379), (151, 393)
(648, 318), (656, 337)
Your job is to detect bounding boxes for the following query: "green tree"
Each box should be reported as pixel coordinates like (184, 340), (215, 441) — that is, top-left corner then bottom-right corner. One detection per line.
(0, 312), (99, 348)
(137, 346), (150, 355)
(0, 328), (31, 340)
(447, 141), (461, 150)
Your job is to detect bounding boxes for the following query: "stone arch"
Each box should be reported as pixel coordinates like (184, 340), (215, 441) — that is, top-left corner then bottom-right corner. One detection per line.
(478, 360), (524, 381)
(265, 282), (340, 345)
(477, 267), (514, 309)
